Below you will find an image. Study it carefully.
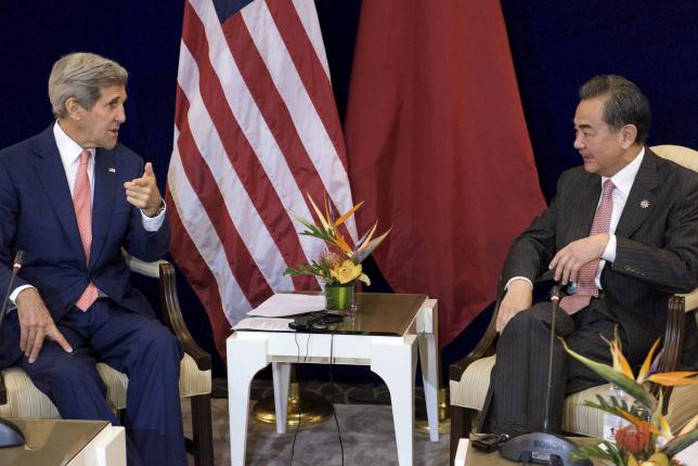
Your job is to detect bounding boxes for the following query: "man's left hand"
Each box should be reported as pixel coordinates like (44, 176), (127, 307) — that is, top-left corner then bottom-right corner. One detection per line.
(549, 233), (609, 285)
(124, 162), (163, 216)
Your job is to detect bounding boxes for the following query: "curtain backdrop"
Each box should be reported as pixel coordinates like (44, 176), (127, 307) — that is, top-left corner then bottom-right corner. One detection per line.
(344, 0), (546, 346)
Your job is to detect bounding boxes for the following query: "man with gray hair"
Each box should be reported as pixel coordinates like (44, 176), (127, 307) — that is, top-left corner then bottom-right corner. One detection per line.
(480, 75), (698, 438)
(0, 52), (185, 466)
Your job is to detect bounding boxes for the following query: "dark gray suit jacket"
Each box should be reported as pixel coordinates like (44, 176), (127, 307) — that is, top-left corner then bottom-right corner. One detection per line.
(503, 148), (698, 364)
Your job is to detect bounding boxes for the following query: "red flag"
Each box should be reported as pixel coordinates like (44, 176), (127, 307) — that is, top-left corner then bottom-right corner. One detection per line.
(344, 0), (546, 346)
(167, 0), (355, 358)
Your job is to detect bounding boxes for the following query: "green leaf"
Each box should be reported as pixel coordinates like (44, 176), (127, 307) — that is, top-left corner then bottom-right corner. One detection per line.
(353, 229), (390, 264)
(560, 338), (657, 411)
(663, 427), (698, 457)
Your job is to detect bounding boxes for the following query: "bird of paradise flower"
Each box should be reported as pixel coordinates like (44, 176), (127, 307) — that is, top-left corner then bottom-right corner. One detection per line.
(284, 193), (390, 286)
(561, 335), (698, 465)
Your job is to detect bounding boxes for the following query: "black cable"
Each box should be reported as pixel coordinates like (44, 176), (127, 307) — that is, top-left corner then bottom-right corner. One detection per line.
(289, 332), (303, 465)
(328, 332), (344, 465)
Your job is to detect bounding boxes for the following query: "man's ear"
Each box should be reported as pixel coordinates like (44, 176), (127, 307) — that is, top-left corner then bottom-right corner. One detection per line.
(619, 124), (638, 149)
(64, 97), (84, 120)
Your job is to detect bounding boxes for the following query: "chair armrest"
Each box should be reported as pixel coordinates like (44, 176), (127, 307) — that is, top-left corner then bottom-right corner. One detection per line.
(0, 371), (6, 405)
(654, 289), (698, 408)
(659, 294), (690, 373)
(158, 261), (212, 372)
(449, 277), (502, 382)
(124, 253), (212, 372)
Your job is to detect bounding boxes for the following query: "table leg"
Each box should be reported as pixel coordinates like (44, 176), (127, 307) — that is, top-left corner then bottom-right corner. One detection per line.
(418, 330), (439, 441)
(271, 362), (291, 433)
(370, 335), (418, 466)
(227, 336), (270, 466)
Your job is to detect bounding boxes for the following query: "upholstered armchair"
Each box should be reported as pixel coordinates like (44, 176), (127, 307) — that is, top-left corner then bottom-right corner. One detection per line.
(448, 145), (698, 464)
(0, 254), (214, 466)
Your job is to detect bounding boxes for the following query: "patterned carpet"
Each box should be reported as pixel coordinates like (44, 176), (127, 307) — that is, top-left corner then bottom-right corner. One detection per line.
(183, 378), (451, 465)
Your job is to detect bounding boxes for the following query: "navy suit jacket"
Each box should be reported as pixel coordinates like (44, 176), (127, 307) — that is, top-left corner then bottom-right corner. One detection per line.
(502, 148), (698, 364)
(0, 125), (170, 367)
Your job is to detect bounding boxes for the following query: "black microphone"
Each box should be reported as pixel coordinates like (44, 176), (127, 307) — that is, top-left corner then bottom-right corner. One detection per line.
(499, 283), (591, 466)
(0, 250), (26, 448)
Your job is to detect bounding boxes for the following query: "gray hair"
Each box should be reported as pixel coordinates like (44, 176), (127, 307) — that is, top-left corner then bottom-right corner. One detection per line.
(48, 52), (128, 118)
(579, 75), (651, 145)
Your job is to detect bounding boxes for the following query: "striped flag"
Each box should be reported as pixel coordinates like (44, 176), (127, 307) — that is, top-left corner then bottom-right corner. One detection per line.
(167, 0), (355, 358)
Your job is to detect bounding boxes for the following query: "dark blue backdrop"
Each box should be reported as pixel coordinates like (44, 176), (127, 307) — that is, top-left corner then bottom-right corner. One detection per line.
(2, 1), (698, 378)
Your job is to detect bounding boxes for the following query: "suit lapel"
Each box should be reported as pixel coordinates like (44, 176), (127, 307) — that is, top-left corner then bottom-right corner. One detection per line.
(90, 149), (118, 266)
(32, 129), (85, 261)
(566, 173), (601, 243)
(615, 150), (659, 238)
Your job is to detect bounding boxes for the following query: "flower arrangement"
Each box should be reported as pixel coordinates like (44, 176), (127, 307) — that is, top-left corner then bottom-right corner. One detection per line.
(562, 335), (698, 466)
(284, 193), (389, 287)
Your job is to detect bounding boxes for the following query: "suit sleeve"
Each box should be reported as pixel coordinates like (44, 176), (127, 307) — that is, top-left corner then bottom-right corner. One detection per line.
(0, 157), (29, 293)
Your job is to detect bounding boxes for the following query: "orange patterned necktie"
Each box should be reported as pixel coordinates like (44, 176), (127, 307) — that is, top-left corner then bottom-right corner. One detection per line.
(560, 179), (615, 315)
(73, 149), (98, 311)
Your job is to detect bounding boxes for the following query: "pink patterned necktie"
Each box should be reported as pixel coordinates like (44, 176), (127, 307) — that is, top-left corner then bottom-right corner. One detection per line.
(74, 149), (99, 311)
(560, 179), (615, 315)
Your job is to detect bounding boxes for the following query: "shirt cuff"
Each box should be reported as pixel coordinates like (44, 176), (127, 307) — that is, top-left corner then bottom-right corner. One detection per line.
(504, 276), (534, 291)
(10, 284), (34, 307)
(140, 201), (166, 232)
(601, 233), (617, 262)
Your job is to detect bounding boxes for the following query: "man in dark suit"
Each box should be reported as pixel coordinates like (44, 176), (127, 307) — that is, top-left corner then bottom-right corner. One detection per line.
(481, 75), (698, 437)
(0, 53), (185, 465)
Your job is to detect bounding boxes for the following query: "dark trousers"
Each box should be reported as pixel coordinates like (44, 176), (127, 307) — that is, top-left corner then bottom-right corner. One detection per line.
(13, 300), (186, 466)
(479, 297), (631, 436)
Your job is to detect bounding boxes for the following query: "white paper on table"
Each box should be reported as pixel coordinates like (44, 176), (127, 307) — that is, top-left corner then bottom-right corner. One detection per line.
(246, 293), (326, 317)
(233, 317), (294, 332)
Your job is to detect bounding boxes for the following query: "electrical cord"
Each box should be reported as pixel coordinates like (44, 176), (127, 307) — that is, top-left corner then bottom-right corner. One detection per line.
(328, 331), (345, 465)
(289, 331), (308, 464)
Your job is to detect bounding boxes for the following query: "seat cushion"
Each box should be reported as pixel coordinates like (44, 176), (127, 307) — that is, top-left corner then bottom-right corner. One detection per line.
(449, 355), (496, 410)
(0, 353), (211, 417)
(450, 356), (695, 437)
(0, 367), (60, 418)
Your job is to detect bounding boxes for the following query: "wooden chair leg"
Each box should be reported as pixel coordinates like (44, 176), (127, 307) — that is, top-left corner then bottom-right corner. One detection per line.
(191, 394), (214, 466)
(450, 405), (465, 465)
(450, 405), (477, 466)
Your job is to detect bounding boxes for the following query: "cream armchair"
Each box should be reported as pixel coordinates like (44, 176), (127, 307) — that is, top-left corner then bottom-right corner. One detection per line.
(0, 255), (214, 466)
(448, 145), (698, 464)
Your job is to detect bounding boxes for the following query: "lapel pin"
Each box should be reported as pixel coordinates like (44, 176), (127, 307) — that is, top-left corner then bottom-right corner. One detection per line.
(108, 167), (116, 173)
(640, 199), (650, 209)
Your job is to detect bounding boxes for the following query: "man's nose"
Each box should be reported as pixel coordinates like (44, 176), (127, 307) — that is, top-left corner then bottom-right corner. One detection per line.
(116, 105), (126, 123)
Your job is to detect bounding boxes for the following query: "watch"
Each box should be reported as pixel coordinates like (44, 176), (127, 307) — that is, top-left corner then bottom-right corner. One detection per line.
(146, 201), (166, 218)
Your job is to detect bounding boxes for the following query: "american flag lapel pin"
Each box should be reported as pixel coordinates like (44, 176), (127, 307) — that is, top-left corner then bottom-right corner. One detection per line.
(640, 199), (650, 209)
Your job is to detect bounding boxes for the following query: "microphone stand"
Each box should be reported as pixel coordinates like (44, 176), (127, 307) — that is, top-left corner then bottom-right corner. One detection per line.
(498, 285), (591, 466)
(0, 251), (26, 448)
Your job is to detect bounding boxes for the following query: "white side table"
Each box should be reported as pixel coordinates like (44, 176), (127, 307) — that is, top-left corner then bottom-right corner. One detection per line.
(227, 293), (439, 466)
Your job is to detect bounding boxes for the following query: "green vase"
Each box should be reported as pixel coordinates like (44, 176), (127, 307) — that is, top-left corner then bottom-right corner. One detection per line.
(324, 283), (355, 311)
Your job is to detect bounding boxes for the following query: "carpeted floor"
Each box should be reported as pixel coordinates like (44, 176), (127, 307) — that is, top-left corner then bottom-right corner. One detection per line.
(183, 378), (451, 465)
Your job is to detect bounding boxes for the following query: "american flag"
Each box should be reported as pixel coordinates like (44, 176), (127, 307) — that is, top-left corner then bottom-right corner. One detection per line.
(167, 0), (356, 358)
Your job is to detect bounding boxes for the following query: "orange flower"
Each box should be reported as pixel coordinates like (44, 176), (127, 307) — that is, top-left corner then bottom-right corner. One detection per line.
(615, 424), (651, 456)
